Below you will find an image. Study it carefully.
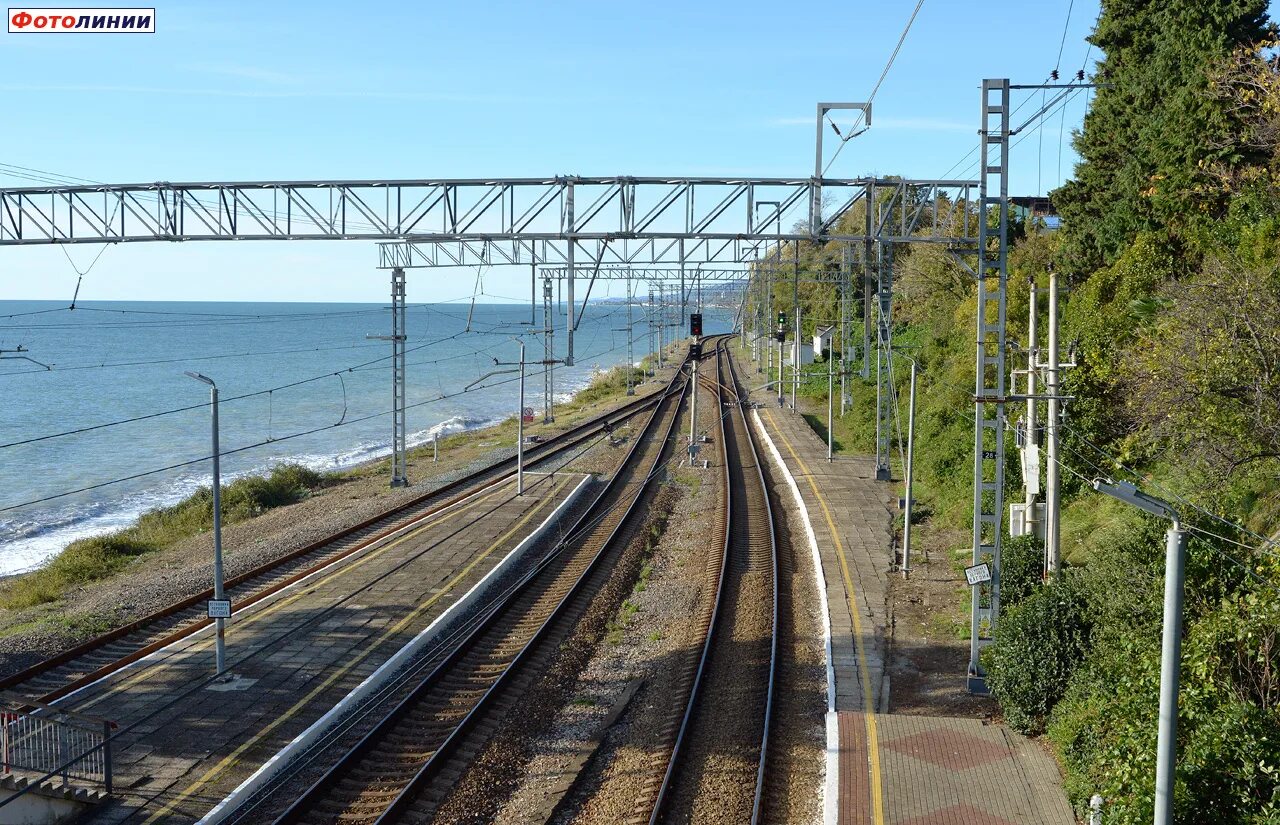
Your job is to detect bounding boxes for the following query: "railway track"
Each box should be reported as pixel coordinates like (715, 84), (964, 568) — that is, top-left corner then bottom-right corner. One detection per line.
(0, 375), (678, 707)
(258, 351), (694, 825)
(636, 335), (780, 825)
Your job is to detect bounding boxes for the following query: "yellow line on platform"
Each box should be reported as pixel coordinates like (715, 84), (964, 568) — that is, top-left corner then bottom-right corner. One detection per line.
(762, 408), (885, 825)
(140, 475), (568, 824)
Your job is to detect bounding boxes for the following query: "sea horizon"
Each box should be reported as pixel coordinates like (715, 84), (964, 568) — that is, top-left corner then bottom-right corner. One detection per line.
(0, 298), (732, 575)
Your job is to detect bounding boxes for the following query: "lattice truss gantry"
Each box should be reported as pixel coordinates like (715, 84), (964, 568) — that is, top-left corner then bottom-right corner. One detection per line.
(0, 176), (976, 248)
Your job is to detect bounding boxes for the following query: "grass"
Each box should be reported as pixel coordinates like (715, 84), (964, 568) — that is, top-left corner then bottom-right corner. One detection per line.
(605, 597), (644, 646)
(633, 560), (653, 594)
(573, 365), (646, 405)
(0, 464), (332, 611)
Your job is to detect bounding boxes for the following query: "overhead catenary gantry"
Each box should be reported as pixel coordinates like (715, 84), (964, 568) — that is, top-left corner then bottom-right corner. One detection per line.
(0, 83), (1028, 693)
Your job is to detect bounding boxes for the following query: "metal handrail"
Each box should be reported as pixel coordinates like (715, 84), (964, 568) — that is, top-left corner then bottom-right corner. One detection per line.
(0, 696), (114, 809)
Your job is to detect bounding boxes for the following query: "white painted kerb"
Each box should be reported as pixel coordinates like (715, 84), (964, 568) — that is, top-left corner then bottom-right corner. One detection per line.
(752, 409), (839, 825)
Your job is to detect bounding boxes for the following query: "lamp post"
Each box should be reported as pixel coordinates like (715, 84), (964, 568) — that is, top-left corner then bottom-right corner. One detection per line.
(480, 339), (533, 496)
(1092, 479), (1187, 825)
(184, 371), (227, 678)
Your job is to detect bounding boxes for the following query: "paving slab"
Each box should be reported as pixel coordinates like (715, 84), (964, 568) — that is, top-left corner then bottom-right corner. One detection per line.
(52, 472), (585, 824)
(747, 364), (1072, 825)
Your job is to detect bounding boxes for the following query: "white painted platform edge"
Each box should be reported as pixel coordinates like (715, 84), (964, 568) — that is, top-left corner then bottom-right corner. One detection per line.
(198, 472), (592, 825)
(752, 409), (838, 825)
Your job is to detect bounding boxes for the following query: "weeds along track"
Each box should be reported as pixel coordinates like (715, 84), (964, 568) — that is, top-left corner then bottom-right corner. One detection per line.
(629, 336), (779, 825)
(262, 353), (694, 825)
(0, 383), (675, 706)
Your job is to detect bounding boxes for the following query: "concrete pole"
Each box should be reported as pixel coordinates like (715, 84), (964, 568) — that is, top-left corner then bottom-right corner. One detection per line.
(1154, 523), (1188, 825)
(626, 272), (635, 395)
(433, 435), (438, 463)
(777, 329), (784, 407)
(792, 305), (802, 411)
(690, 354), (699, 464)
(1045, 266), (1061, 575)
(840, 245), (849, 417)
(517, 340), (526, 496)
(792, 246), (800, 410)
(565, 184), (575, 367)
(661, 284), (668, 369)
(903, 360), (917, 578)
(1026, 277), (1040, 540)
(827, 351), (834, 461)
(679, 240), (687, 330)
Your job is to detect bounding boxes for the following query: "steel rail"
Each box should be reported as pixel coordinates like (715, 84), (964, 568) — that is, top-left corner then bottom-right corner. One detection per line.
(729, 342), (781, 824)
(0, 382), (672, 705)
(269, 350), (693, 825)
(646, 335), (779, 824)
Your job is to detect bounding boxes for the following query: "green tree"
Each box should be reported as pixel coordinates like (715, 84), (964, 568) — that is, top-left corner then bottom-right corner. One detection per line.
(1054, 0), (1272, 278)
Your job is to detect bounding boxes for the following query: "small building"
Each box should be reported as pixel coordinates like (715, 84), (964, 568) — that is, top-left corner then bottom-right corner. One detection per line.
(813, 325), (834, 358)
(785, 341), (815, 367)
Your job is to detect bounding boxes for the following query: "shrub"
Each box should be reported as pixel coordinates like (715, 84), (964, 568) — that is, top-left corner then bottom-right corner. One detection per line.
(1, 534), (153, 610)
(1000, 533), (1044, 608)
(0, 463), (330, 610)
(574, 366), (645, 405)
(985, 572), (1091, 734)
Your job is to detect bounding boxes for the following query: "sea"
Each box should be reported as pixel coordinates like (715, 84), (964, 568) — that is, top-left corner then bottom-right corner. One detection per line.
(0, 300), (733, 576)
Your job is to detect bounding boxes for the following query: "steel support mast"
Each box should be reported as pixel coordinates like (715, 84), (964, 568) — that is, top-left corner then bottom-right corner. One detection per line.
(968, 79), (1011, 693)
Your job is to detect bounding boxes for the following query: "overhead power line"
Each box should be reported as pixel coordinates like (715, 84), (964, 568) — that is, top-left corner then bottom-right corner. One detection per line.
(0, 338), (637, 514)
(822, 0), (926, 176)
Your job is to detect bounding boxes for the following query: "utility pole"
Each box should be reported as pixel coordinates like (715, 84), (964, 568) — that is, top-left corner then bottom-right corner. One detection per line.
(625, 271), (635, 394)
(776, 310), (786, 407)
(689, 352), (699, 464)
(565, 182), (576, 367)
(792, 244), (800, 410)
(757, 263), (768, 376)
(679, 240), (687, 332)
(1045, 265), (1061, 575)
(543, 271), (556, 423)
(1025, 276), (1041, 542)
(840, 243), (851, 416)
(827, 349), (834, 460)
(647, 285), (656, 375)
(516, 341), (526, 495)
(657, 283), (666, 370)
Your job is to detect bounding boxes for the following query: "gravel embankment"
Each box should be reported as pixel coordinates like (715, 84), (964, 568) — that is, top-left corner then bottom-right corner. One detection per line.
(427, 344), (829, 824)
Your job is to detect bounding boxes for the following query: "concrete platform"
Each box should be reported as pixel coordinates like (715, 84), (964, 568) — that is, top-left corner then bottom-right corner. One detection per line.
(748, 371), (1072, 825)
(50, 471), (587, 825)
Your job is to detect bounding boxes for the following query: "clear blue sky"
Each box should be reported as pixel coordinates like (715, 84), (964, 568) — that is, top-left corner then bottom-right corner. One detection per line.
(0, 0), (1106, 304)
